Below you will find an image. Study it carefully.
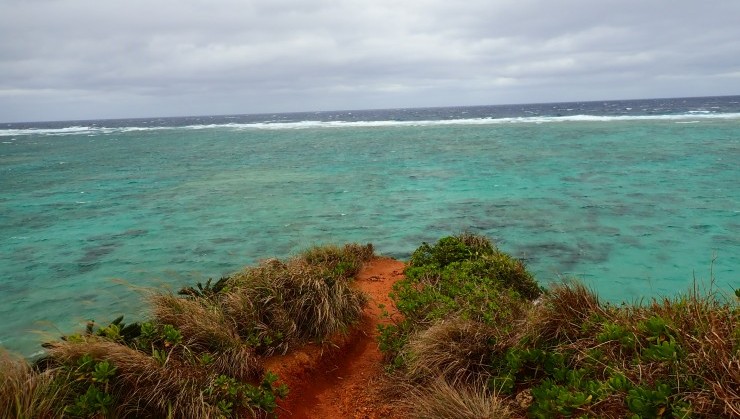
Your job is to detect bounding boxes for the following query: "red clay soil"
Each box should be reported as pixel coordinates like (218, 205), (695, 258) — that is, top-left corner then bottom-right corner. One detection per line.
(264, 257), (407, 419)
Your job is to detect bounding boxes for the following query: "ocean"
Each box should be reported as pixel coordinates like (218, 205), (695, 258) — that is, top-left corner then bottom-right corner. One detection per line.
(1, 96), (739, 356)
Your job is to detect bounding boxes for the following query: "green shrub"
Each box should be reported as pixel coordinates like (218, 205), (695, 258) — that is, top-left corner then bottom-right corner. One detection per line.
(529, 379), (593, 418)
(17, 243), (377, 417)
(597, 321), (637, 349)
(407, 234), (541, 300)
(626, 382), (673, 417)
(380, 234), (538, 368)
(383, 236), (738, 419)
(63, 355), (116, 418)
(178, 276), (232, 300)
(44, 331), (286, 417)
(204, 372), (288, 418)
(642, 339), (681, 363)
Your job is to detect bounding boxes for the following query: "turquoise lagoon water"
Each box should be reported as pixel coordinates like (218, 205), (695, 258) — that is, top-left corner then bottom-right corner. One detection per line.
(1, 97), (739, 355)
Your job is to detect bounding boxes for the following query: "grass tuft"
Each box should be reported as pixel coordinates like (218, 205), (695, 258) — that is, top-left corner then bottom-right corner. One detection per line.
(224, 243), (372, 353)
(151, 294), (243, 352)
(403, 378), (512, 419)
(525, 280), (604, 345)
(45, 338), (217, 418)
(0, 350), (67, 418)
(405, 317), (497, 385)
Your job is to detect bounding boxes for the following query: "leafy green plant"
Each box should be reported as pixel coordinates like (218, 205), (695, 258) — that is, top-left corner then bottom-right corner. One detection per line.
(642, 339), (681, 362)
(597, 322), (636, 348)
(626, 382), (673, 418)
(380, 234), (538, 368)
(179, 276), (231, 299)
(500, 347), (548, 380)
(137, 321), (157, 349)
(204, 372), (288, 418)
(65, 385), (114, 418)
(199, 352), (215, 366)
(377, 323), (409, 369)
(91, 360), (117, 383)
(529, 379), (593, 418)
(151, 348), (168, 367)
(606, 372), (633, 392)
(62, 355), (117, 418)
(639, 315), (675, 343)
(87, 316), (143, 345)
(161, 324), (183, 348)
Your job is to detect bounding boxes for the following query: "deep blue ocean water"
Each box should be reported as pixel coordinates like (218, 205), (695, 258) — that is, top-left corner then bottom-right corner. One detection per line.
(2, 96), (739, 356)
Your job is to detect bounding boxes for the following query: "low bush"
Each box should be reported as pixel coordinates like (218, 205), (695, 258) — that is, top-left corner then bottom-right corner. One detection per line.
(379, 234), (537, 370)
(1, 242), (374, 418)
(381, 234), (739, 418)
(41, 325), (281, 418)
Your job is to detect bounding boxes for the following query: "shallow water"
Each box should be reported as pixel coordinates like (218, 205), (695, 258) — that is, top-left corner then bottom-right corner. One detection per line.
(1, 98), (739, 355)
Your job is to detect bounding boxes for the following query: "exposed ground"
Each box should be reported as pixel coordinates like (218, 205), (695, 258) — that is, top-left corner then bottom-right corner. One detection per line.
(265, 257), (406, 418)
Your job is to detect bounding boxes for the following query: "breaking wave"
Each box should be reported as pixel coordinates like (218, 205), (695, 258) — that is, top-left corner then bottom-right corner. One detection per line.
(3, 112), (740, 137)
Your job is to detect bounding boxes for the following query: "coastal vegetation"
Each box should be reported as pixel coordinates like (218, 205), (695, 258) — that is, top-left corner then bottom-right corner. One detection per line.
(382, 234), (739, 418)
(1, 235), (738, 418)
(1, 243), (373, 418)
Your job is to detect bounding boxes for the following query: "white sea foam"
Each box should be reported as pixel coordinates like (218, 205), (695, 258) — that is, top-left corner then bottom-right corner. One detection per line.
(1, 126), (97, 136)
(28, 350), (46, 358)
(2, 112), (739, 136)
(118, 126), (172, 133)
(197, 113), (740, 130)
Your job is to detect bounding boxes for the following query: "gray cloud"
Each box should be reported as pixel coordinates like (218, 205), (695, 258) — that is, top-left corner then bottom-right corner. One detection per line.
(1, 0), (739, 121)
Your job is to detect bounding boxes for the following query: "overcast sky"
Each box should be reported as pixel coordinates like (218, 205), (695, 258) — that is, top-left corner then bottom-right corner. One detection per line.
(1, 0), (739, 122)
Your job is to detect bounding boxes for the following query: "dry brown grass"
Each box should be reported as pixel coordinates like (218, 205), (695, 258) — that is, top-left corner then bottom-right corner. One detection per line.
(403, 378), (512, 419)
(46, 338), (219, 418)
(524, 280), (604, 345)
(279, 261), (369, 340)
(1, 242), (373, 417)
(150, 294), (263, 380)
(405, 317), (499, 385)
(222, 245), (371, 354)
(0, 350), (67, 418)
(152, 294), (243, 351)
(455, 232), (496, 253)
(646, 289), (740, 417)
(150, 243), (372, 358)
(300, 242), (375, 278)
(390, 265), (738, 418)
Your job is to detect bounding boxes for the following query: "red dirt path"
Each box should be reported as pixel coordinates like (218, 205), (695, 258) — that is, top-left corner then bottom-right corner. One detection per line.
(265, 257), (406, 418)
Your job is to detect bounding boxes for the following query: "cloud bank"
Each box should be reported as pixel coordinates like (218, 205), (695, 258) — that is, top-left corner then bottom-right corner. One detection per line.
(1, 0), (739, 122)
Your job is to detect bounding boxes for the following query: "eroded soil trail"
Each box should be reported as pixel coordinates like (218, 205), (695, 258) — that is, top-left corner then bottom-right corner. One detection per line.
(265, 257), (406, 418)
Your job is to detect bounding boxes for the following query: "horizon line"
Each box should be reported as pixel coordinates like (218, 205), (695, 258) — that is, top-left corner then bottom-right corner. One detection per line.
(3, 93), (739, 126)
